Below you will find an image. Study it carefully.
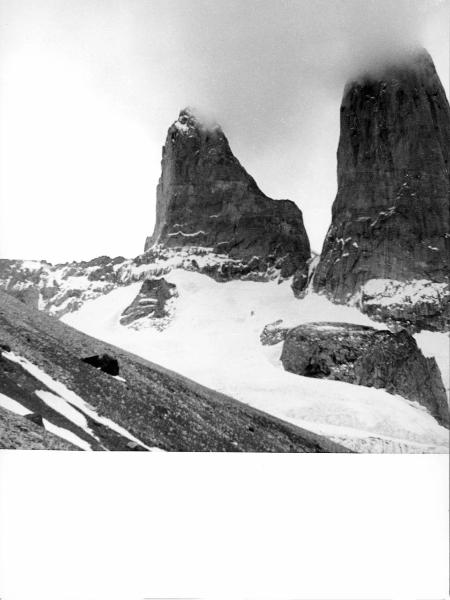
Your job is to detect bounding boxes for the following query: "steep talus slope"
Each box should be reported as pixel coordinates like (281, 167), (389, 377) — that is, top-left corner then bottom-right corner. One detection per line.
(145, 108), (311, 292)
(0, 405), (77, 450)
(313, 49), (449, 328)
(0, 291), (349, 452)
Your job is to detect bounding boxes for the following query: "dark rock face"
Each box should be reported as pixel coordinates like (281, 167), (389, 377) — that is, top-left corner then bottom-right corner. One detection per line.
(280, 322), (449, 427)
(145, 108), (311, 291)
(81, 354), (120, 376)
(120, 278), (177, 328)
(314, 49), (450, 303)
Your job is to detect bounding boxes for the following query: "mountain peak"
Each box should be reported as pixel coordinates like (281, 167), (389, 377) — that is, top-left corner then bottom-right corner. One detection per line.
(145, 109), (311, 292)
(314, 48), (450, 303)
(173, 106), (221, 134)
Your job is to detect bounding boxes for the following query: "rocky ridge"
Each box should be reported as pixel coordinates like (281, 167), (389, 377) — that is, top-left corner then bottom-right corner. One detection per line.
(0, 241), (310, 320)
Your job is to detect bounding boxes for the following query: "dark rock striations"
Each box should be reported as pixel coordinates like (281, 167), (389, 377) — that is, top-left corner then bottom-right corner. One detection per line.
(145, 108), (311, 292)
(280, 322), (449, 427)
(314, 49), (450, 310)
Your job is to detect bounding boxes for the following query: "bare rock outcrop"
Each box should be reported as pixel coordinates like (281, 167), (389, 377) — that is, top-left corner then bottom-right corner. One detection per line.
(120, 277), (177, 329)
(280, 322), (449, 427)
(260, 320), (290, 345)
(145, 108), (311, 292)
(313, 49), (450, 324)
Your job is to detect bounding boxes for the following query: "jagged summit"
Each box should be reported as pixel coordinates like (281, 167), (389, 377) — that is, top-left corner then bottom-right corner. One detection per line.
(144, 107), (311, 290)
(313, 47), (450, 306)
(173, 106), (221, 135)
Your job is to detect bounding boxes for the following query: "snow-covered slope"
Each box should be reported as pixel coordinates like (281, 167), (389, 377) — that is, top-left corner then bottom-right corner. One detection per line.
(2, 288), (347, 452)
(63, 270), (449, 453)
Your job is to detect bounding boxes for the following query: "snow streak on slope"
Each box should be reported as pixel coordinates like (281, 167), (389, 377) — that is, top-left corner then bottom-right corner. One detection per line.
(42, 418), (92, 450)
(0, 390), (91, 449)
(3, 351), (159, 451)
(0, 392), (31, 416)
(63, 270), (449, 453)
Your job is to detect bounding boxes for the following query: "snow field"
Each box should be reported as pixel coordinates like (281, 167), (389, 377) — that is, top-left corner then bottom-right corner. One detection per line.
(63, 270), (449, 453)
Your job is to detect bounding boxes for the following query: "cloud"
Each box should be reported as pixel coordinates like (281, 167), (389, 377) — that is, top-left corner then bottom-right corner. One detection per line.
(0, 0), (447, 260)
(161, 0), (442, 122)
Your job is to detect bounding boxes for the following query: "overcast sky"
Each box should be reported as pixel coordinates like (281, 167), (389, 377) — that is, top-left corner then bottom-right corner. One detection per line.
(0, 0), (448, 262)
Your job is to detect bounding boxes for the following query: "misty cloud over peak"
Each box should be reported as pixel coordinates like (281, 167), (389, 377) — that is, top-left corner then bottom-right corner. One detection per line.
(347, 45), (439, 84)
(0, 0), (448, 260)
(176, 106), (222, 133)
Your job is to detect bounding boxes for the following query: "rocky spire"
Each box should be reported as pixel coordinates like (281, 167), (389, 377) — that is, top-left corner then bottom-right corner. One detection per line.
(145, 107), (311, 290)
(313, 49), (450, 302)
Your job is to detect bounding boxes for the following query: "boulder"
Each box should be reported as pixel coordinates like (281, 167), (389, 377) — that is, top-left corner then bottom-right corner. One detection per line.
(81, 354), (119, 376)
(126, 441), (146, 451)
(280, 322), (449, 427)
(24, 413), (44, 427)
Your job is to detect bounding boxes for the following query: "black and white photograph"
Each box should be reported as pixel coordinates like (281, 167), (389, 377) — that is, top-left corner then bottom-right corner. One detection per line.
(0, 0), (448, 454)
(0, 0), (448, 595)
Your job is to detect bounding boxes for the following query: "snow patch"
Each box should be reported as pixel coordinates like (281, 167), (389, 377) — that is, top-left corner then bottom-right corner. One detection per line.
(42, 419), (91, 450)
(360, 278), (448, 306)
(35, 390), (89, 429)
(0, 393), (30, 416)
(174, 120), (190, 133)
(167, 230), (207, 238)
(415, 330), (450, 397)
